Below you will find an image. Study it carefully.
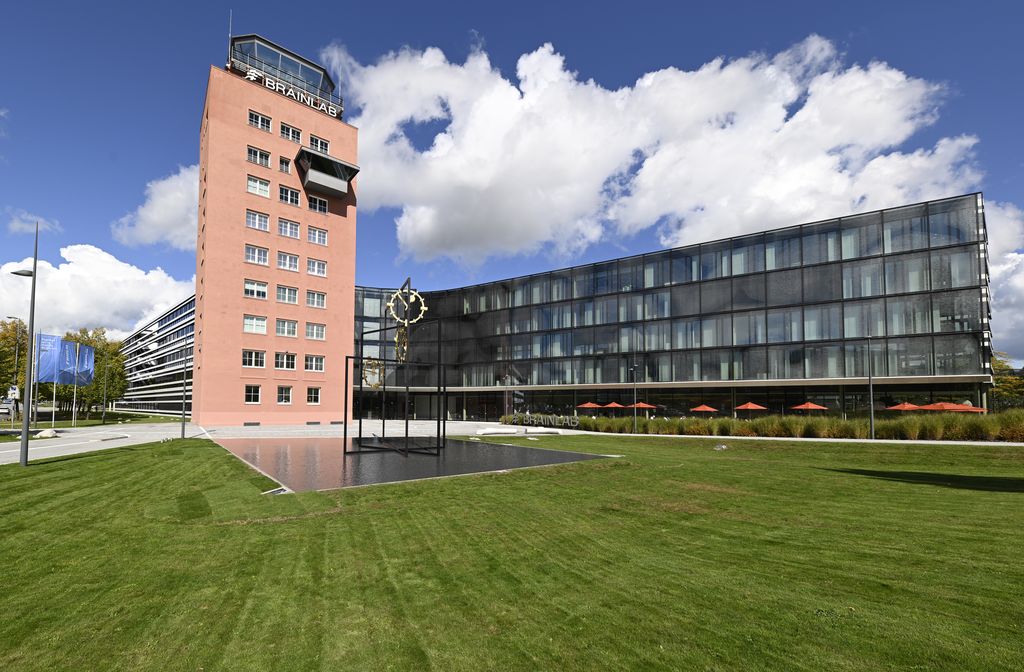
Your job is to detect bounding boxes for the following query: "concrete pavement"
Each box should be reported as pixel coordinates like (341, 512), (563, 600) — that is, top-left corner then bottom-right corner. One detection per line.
(0, 423), (206, 465)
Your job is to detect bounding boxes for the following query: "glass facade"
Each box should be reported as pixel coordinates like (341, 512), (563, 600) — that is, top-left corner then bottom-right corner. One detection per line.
(353, 195), (991, 417)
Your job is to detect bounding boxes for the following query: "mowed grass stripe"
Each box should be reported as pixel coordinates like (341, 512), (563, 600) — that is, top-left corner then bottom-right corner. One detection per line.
(0, 435), (1022, 670)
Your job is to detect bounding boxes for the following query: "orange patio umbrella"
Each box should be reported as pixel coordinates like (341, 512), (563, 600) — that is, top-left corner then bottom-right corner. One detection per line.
(603, 402), (626, 413)
(576, 402), (601, 408)
(886, 402), (921, 411)
(690, 404), (717, 413)
(735, 401), (767, 419)
(791, 402), (828, 411)
(627, 402), (657, 409)
(919, 402), (986, 413)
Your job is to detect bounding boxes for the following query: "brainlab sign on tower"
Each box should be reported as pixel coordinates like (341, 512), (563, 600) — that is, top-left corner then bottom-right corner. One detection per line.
(242, 67), (340, 118)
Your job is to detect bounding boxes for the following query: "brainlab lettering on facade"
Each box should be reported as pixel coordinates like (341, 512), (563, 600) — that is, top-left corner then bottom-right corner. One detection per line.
(241, 66), (340, 118)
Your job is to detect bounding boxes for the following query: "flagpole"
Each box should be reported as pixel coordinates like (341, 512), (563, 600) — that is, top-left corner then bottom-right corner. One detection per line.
(71, 342), (80, 428)
(51, 379), (56, 428)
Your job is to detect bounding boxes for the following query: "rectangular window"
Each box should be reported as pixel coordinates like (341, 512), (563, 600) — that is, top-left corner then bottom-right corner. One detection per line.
(700, 241), (731, 280)
(308, 195), (328, 214)
(247, 175), (270, 197)
(307, 259), (327, 277)
(247, 146), (270, 168)
(887, 337), (933, 376)
(306, 323), (326, 340)
(241, 350), (265, 368)
(803, 304), (842, 341)
(700, 279), (732, 314)
(885, 252), (930, 295)
(278, 219), (300, 239)
(276, 285), (298, 304)
(883, 204), (929, 253)
(732, 274), (766, 310)
(767, 308), (802, 343)
(306, 290), (327, 309)
(842, 259), (884, 299)
(279, 186), (300, 206)
(765, 229), (801, 270)
(308, 226), (328, 245)
(843, 299), (885, 338)
(766, 269), (802, 306)
(243, 315), (266, 334)
(276, 319), (297, 337)
(310, 135), (330, 153)
(281, 123), (301, 143)
(887, 296), (932, 336)
(804, 264), (842, 303)
(305, 355), (325, 372)
(931, 247), (979, 289)
(929, 197), (978, 247)
(277, 386), (292, 404)
(244, 245), (268, 265)
(248, 110), (271, 132)
(731, 235), (765, 275)
(245, 210), (269, 231)
(671, 248), (699, 284)
(672, 317), (701, 349)
(243, 279), (267, 299)
(279, 157), (291, 173)
(274, 352), (296, 370)
(767, 345), (804, 379)
(805, 343), (844, 379)
(277, 252), (299, 271)
(802, 221), (840, 265)
(933, 334), (981, 375)
(701, 314), (732, 348)
(732, 310), (767, 345)
(932, 289), (982, 333)
(244, 384), (261, 404)
(307, 387), (321, 404)
(841, 213), (882, 260)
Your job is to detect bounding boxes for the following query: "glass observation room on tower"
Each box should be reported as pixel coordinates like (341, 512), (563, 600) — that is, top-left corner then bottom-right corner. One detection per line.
(230, 34), (339, 101)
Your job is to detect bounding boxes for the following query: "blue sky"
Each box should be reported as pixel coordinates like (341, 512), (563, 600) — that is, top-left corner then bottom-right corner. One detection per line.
(2, 0), (1024, 350)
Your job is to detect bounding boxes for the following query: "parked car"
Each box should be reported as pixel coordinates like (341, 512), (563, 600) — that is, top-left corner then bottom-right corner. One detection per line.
(0, 399), (15, 417)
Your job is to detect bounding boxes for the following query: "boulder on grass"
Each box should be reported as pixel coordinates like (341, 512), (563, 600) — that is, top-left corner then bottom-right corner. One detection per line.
(35, 428), (59, 438)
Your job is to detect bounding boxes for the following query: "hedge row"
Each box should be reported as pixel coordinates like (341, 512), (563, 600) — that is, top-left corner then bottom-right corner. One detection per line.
(500, 409), (1024, 442)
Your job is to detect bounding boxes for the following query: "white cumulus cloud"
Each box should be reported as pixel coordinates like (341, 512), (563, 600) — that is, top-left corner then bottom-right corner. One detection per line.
(322, 35), (1024, 358)
(111, 164), (198, 251)
(5, 207), (63, 234)
(0, 245), (194, 340)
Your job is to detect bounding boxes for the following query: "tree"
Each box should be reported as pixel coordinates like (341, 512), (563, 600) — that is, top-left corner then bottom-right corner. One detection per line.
(990, 351), (1024, 410)
(0, 318), (29, 416)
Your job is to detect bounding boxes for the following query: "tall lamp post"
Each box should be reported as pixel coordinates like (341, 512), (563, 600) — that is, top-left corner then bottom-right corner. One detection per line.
(630, 354), (638, 434)
(101, 361), (110, 425)
(867, 335), (875, 440)
(6, 316), (20, 429)
(180, 355), (188, 440)
(12, 222), (39, 467)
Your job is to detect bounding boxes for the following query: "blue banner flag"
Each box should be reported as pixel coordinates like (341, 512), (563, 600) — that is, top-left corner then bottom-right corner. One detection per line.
(35, 334), (63, 383)
(75, 344), (95, 385)
(58, 341), (95, 385)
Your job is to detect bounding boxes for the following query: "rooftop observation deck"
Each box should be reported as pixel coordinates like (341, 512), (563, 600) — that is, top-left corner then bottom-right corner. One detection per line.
(228, 34), (345, 118)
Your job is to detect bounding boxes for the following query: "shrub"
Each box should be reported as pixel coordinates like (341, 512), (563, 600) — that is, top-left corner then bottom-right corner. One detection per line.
(997, 409), (1024, 442)
(961, 416), (999, 442)
(750, 415), (784, 437)
(800, 417), (827, 438)
(712, 418), (734, 436)
(779, 416), (803, 438)
(732, 421), (758, 437)
(682, 417), (712, 436)
(917, 415), (945, 441)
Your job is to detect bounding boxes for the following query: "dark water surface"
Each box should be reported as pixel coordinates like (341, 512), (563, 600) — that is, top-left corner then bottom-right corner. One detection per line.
(216, 437), (604, 491)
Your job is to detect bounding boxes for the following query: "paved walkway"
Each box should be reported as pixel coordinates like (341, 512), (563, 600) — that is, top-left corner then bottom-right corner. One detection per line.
(0, 422), (203, 465)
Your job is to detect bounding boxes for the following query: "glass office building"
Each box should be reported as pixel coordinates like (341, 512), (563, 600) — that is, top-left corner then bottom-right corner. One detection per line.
(355, 193), (992, 420)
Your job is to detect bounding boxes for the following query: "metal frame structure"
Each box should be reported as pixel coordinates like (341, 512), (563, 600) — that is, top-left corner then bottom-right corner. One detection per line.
(344, 315), (448, 456)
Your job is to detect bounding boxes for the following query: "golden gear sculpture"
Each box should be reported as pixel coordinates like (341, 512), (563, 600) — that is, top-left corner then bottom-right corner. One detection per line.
(361, 358), (385, 389)
(386, 286), (428, 326)
(387, 283), (428, 364)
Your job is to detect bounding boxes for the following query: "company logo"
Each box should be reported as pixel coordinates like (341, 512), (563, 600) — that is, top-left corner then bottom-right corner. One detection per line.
(245, 69), (263, 82)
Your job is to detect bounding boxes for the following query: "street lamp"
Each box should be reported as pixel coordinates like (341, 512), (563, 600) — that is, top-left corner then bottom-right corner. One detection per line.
(12, 221), (39, 467)
(6, 316), (20, 429)
(630, 354), (638, 434)
(867, 335), (875, 440)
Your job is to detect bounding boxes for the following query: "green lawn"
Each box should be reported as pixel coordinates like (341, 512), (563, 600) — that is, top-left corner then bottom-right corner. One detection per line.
(0, 435), (1021, 670)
